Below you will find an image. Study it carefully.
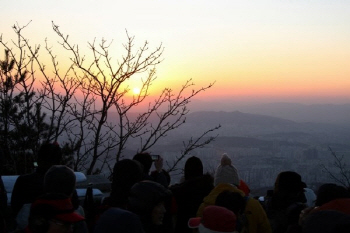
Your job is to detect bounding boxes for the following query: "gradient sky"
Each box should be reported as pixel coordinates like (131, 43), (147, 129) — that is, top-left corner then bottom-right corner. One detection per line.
(1, 0), (350, 105)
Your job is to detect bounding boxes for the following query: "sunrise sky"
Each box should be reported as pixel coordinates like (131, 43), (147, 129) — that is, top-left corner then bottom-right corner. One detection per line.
(1, 0), (350, 106)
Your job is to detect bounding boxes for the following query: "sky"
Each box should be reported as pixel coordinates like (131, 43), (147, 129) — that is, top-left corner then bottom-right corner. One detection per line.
(1, 0), (350, 107)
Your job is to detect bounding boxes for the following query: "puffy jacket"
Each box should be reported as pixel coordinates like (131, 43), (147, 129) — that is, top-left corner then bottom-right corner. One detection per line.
(197, 183), (271, 233)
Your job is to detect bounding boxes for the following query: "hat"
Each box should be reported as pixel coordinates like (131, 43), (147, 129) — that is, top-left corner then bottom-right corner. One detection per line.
(31, 194), (85, 223)
(214, 154), (240, 186)
(188, 206), (237, 233)
(44, 165), (76, 196)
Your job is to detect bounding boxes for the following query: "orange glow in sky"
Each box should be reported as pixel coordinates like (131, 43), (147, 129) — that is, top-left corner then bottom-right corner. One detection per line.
(1, 0), (350, 107)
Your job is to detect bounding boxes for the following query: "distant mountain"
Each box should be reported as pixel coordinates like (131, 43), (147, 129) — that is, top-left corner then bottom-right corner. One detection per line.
(187, 110), (296, 126)
(237, 102), (350, 125)
(188, 100), (350, 126)
(211, 136), (308, 149)
(107, 105), (350, 145)
(181, 110), (350, 145)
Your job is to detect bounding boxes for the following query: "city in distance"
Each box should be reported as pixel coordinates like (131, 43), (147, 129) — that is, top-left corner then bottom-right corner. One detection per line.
(113, 100), (350, 195)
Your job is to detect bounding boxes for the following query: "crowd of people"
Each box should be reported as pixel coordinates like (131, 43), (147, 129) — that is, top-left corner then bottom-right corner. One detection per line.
(0, 142), (350, 233)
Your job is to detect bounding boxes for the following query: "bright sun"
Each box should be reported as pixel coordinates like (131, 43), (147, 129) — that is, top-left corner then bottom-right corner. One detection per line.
(132, 87), (141, 95)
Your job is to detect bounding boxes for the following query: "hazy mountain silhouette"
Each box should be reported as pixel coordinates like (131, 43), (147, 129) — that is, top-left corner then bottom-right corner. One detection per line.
(179, 110), (350, 145)
(237, 102), (350, 125)
(107, 105), (350, 147)
(186, 110), (296, 126)
(188, 101), (350, 126)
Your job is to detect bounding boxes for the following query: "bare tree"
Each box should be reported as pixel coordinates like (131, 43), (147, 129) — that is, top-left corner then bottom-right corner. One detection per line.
(321, 146), (350, 187)
(52, 22), (220, 175)
(1, 22), (220, 176)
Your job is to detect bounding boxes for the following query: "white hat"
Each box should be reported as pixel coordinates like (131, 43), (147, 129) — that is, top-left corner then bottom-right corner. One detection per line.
(214, 154), (240, 187)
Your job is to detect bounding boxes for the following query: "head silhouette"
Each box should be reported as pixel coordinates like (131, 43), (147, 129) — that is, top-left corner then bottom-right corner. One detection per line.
(184, 156), (203, 180)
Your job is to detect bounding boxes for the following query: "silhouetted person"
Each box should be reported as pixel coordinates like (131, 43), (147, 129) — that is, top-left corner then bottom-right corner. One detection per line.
(128, 180), (172, 233)
(306, 183), (350, 216)
(108, 159), (144, 209)
(170, 156), (213, 233)
(11, 143), (62, 216)
(197, 154), (271, 233)
(0, 175), (7, 233)
(215, 190), (247, 232)
(315, 183), (350, 207)
(93, 208), (144, 233)
(15, 165), (88, 233)
(302, 210), (350, 233)
(133, 153), (170, 187)
(95, 180), (171, 233)
(286, 183), (350, 233)
(22, 193), (84, 233)
(266, 171), (306, 233)
(93, 159), (145, 233)
(188, 206), (238, 233)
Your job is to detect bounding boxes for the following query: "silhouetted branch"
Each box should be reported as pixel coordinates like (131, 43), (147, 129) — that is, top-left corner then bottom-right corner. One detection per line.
(321, 146), (350, 187)
(166, 124), (221, 173)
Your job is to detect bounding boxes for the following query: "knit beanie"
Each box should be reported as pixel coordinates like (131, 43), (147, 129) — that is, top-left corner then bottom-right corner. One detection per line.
(214, 154), (240, 187)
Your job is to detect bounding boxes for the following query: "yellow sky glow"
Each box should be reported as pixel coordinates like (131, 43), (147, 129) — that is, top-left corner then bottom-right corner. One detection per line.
(1, 0), (350, 106)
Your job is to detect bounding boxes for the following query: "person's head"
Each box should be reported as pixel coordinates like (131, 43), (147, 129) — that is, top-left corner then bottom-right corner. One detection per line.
(28, 193), (84, 233)
(133, 152), (153, 175)
(128, 180), (171, 226)
(215, 190), (245, 215)
(315, 183), (350, 206)
(214, 153), (240, 187)
(94, 208), (145, 233)
(188, 205), (237, 233)
(44, 165), (76, 197)
(302, 210), (350, 233)
(184, 156), (203, 181)
(37, 143), (62, 171)
(274, 171), (304, 193)
(110, 159), (143, 208)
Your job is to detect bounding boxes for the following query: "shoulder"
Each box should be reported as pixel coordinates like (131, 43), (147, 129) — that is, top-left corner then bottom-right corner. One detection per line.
(15, 173), (38, 183)
(96, 208), (144, 233)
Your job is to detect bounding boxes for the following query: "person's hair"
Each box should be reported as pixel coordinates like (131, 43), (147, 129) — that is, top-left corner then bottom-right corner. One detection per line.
(133, 152), (153, 174)
(274, 171), (304, 193)
(109, 159), (143, 208)
(315, 183), (350, 206)
(128, 181), (172, 231)
(215, 190), (246, 215)
(128, 180), (171, 216)
(44, 165), (76, 196)
(37, 143), (62, 170)
(184, 156), (203, 180)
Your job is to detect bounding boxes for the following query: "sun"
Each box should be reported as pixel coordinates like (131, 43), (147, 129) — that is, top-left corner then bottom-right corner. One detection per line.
(132, 87), (141, 95)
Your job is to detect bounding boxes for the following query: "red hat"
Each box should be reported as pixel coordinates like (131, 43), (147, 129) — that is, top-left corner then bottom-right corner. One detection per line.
(31, 195), (85, 223)
(188, 206), (236, 233)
